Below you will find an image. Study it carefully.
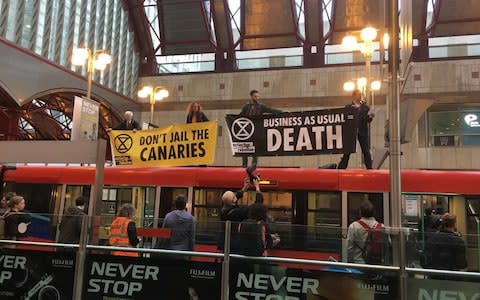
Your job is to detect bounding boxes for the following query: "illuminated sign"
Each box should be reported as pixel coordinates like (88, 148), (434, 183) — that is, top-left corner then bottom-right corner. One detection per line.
(464, 114), (480, 127)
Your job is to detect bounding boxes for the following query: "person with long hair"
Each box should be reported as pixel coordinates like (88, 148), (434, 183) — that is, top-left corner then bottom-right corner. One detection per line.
(4, 195), (30, 240)
(186, 102), (209, 123)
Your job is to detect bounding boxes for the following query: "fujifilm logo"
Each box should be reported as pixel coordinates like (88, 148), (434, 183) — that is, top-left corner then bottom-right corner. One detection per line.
(418, 289), (480, 300)
(52, 258), (74, 268)
(190, 269), (215, 279)
(357, 283), (390, 294)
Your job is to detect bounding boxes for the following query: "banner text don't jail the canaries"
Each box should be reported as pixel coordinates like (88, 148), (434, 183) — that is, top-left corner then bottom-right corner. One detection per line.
(108, 121), (217, 167)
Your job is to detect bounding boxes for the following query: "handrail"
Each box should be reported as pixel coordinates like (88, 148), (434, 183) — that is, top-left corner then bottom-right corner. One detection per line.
(1, 238), (399, 272)
(406, 267), (480, 278)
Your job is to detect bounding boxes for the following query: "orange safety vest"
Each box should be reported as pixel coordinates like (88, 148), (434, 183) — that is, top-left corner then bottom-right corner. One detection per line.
(109, 217), (138, 257)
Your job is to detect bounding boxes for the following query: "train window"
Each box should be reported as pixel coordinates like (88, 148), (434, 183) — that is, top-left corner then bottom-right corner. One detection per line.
(159, 187), (188, 219)
(193, 188), (222, 222)
(347, 192), (384, 225)
(249, 191), (292, 223)
(193, 188), (223, 245)
(307, 192), (341, 227)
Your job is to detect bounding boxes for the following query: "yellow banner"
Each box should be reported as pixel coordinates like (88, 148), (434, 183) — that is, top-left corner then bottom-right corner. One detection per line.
(108, 121), (217, 166)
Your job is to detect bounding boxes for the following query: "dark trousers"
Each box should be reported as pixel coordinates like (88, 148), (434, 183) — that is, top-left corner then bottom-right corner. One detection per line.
(338, 134), (372, 169)
(242, 155), (258, 168)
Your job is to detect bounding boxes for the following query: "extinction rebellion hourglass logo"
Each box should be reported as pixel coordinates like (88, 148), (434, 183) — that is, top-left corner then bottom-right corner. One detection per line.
(114, 134), (133, 153)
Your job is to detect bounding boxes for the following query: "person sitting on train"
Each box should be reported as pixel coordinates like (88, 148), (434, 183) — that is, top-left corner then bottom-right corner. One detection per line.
(423, 213), (467, 272)
(58, 196), (87, 245)
(109, 204), (140, 257)
(3, 195), (31, 241)
(162, 195), (195, 251)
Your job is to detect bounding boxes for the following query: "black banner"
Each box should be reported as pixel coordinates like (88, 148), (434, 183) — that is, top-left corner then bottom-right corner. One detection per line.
(0, 249), (75, 299)
(230, 262), (399, 300)
(225, 108), (358, 157)
(83, 254), (221, 300)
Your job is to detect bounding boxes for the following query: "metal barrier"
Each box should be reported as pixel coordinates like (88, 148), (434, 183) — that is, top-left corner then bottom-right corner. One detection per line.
(2, 222), (480, 300)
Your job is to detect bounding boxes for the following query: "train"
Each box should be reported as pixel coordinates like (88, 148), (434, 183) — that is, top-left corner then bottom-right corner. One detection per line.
(1, 165), (479, 269)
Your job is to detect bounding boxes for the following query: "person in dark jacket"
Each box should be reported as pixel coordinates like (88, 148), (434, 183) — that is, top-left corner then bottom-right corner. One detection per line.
(218, 176), (267, 251)
(186, 102), (209, 123)
(0, 192), (16, 215)
(162, 195), (195, 251)
(338, 89), (374, 169)
(4, 195), (30, 240)
(424, 213), (467, 272)
(112, 111), (141, 130)
(58, 196), (87, 244)
(239, 90), (282, 168)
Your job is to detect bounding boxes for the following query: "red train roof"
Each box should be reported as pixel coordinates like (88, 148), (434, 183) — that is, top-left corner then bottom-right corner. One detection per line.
(2, 166), (480, 195)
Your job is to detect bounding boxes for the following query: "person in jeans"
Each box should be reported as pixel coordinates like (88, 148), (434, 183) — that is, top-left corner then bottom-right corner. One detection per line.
(239, 90), (282, 168)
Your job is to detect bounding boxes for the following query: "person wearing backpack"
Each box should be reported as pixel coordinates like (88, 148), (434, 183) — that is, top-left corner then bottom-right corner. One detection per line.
(346, 200), (386, 264)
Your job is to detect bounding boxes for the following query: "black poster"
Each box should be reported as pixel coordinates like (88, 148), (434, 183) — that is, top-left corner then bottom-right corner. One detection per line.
(230, 262), (399, 300)
(0, 249), (75, 299)
(83, 254), (221, 300)
(225, 108), (358, 157)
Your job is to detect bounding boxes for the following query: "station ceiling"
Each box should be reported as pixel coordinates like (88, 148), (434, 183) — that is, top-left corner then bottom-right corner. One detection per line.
(126, 0), (480, 69)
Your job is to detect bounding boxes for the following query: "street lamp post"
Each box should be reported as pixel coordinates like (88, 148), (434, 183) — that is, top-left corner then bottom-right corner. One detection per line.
(138, 86), (169, 125)
(342, 26), (378, 104)
(72, 48), (112, 99)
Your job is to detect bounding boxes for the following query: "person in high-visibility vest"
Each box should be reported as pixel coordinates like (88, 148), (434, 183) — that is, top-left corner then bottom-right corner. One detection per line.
(109, 204), (139, 257)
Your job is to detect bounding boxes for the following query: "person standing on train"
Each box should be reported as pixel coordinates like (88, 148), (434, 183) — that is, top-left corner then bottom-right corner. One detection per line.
(239, 90), (282, 168)
(3, 195), (31, 240)
(109, 204), (140, 257)
(58, 196), (87, 244)
(423, 213), (467, 272)
(338, 89), (374, 169)
(162, 195), (195, 251)
(186, 102), (209, 123)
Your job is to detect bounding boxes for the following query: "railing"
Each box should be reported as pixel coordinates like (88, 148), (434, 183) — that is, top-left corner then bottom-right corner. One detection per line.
(154, 42), (480, 74)
(1, 219), (480, 299)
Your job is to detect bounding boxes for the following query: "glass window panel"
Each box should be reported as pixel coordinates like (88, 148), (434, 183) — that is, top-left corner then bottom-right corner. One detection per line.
(307, 192), (341, 226)
(429, 111), (461, 135)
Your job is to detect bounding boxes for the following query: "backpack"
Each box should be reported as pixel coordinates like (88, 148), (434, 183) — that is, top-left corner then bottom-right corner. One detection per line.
(357, 220), (385, 264)
(234, 219), (265, 256)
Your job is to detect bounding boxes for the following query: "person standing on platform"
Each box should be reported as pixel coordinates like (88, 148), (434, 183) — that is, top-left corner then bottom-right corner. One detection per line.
(0, 192), (15, 215)
(162, 195), (195, 251)
(186, 102), (209, 123)
(58, 196), (87, 244)
(338, 89), (374, 169)
(424, 213), (467, 271)
(217, 178), (251, 251)
(110, 111), (141, 131)
(346, 199), (385, 264)
(3, 196), (30, 240)
(239, 90), (282, 168)
(109, 204), (140, 257)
